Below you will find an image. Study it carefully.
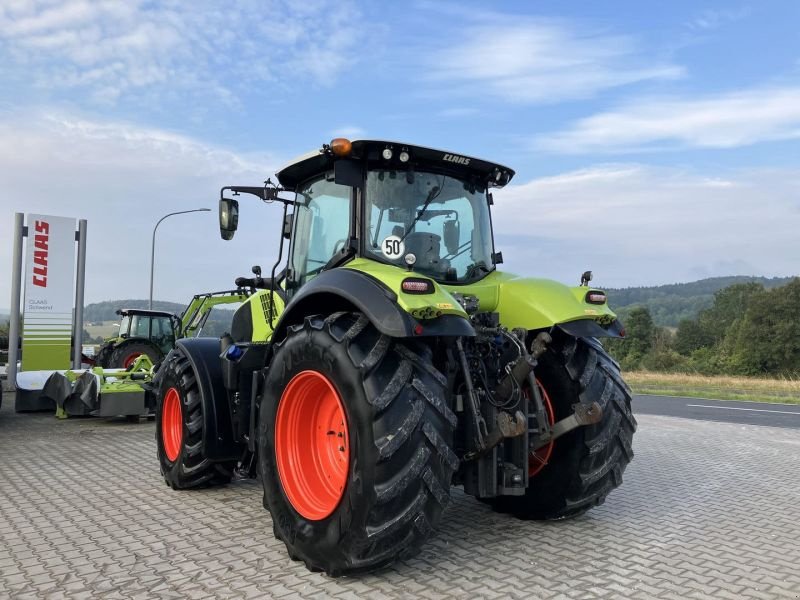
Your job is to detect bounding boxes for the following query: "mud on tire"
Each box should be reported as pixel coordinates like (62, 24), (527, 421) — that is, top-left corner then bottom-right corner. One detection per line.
(155, 348), (236, 489)
(258, 312), (458, 576)
(488, 333), (636, 519)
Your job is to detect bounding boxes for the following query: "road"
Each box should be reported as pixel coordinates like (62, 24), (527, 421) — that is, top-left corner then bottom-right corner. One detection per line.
(633, 394), (800, 428)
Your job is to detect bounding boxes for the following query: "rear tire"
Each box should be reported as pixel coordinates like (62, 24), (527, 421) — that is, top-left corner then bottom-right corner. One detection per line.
(258, 312), (458, 575)
(487, 334), (636, 519)
(155, 348), (236, 489)
(110, 341), (162, 369)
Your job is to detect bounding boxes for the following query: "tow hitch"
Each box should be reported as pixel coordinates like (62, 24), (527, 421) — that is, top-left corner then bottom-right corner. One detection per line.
(532, 401), (603, 450)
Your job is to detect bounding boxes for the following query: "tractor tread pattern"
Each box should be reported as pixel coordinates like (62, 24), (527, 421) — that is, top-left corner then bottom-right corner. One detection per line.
(265, 312), (456, 575)
(487, 335), (635, 520)
(156, 349), (235, 490)
(555, 338), (636, 518)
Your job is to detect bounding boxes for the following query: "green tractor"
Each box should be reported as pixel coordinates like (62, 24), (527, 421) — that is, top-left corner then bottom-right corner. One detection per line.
(96, 290), (250, 369)
(154, 139), (636, 575)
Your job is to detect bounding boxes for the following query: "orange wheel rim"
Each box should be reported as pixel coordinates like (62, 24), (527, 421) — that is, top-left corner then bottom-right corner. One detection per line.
(275, 370), (350, 521)
(124, 352), (143, 369)
(529, 379), (555, 477)
(162, 387), (183, 462)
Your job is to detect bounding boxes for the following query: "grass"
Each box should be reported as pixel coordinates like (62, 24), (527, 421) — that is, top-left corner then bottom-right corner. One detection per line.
(85, 321), (119, 339)
(624, 371), (800, 404)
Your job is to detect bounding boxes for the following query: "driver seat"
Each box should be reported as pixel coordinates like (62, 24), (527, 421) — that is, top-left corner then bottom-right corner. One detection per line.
(404, 232), (446, 272)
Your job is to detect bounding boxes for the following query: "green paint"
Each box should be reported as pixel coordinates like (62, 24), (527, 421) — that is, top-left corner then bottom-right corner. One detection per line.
(248, 290), (286, 342)
(21, 335), (71, 370)
(240, 259), (616, 342)
(344, 258), (468, 319)
(345, 259), (616, 331)
(445, 270), (616, 330)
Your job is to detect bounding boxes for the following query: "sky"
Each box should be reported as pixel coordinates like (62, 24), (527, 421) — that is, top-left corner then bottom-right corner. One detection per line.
(0, 0), (799, 305)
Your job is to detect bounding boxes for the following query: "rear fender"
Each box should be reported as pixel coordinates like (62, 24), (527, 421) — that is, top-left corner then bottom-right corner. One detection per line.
(272, 268), (474, 343)
(172, 338), (240, 461)
(482, 272), (621, 335)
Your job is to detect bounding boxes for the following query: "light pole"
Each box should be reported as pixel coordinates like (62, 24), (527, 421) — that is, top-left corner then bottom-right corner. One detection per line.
(149, 208), (211, 309)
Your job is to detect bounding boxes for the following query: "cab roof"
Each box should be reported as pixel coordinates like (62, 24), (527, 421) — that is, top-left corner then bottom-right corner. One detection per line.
(116, 308), (175, 318)
(275, 139), (515, 191)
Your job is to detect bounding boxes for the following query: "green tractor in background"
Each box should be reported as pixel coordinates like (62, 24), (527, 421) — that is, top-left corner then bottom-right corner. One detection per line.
(96, 291), (250, 368)
(154, 139), (636, 575)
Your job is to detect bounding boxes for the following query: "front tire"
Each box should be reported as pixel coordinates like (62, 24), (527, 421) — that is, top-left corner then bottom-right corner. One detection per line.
(488, 333), (636, 519)
(110, 341), (162, 369)
(258, 312), (458, 575)
(155, 348), (236, 489)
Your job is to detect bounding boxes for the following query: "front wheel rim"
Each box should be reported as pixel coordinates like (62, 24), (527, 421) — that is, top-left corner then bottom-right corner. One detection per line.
(124, 352), (143, 369)
(275, 370), (350, 521)
(162, 387), (183, 462)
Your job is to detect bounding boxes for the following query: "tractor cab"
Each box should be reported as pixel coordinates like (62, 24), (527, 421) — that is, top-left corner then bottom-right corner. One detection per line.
(219, 140), (516, 336)
(116, 309), (179, 354)
(276, 140), (513, 292)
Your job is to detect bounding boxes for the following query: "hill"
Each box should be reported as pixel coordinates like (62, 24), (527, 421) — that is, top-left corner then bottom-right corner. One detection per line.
(84, 300), (186, 322)
(607, 276), (795, 327)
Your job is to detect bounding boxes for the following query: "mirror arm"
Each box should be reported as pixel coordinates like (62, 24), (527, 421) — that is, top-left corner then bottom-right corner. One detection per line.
(220, 185), (296, 206)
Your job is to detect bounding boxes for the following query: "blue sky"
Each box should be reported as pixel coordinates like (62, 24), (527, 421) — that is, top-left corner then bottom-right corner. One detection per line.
(1, 0), (799, 304)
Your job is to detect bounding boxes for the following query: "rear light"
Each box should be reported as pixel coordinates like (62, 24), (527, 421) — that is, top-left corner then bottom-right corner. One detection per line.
(401, 278), (434, 294)
(586, 291), (607, 305)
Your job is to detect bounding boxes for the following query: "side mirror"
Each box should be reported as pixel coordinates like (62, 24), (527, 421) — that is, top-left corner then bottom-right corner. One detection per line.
(219, 198), (239, 240)
(443, 219), (460, 255)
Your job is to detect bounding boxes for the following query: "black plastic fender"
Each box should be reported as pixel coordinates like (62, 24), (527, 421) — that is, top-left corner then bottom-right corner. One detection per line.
(273, 268), (474, 342)
(557, 318), (626, 339)
(172, 338), (240, 461)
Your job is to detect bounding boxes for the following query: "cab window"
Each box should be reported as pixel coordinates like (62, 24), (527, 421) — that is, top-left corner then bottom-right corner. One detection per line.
(289, 176), (351, 288)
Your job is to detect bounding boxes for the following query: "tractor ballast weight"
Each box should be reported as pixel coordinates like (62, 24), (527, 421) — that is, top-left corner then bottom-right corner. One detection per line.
(154, 139), (636, 575)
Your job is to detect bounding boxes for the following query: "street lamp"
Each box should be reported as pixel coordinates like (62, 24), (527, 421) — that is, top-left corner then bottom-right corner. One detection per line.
(149, 208), (211, 309)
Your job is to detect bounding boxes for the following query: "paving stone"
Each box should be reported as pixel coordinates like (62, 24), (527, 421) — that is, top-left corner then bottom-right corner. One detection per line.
(1, 392), (800, 598)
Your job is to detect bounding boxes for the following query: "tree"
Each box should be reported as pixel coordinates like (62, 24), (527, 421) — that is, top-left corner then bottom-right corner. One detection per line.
(624, 307), (655, 358)
(731, 278), (800, 375)
(605, 306), (656, 370)
(698, 283), (764, 346)
(674, 318), (713, 355)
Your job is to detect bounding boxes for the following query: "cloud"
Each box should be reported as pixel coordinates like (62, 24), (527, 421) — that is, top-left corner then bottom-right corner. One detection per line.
(424, 16), (684, 104)
(491, 164), (800, 287)
(0, 0), (363, 107)
(0, 110), (284, 305)
(688, 7), (750, 30)
(330, 126), (366, 139)
(437, 107), (480, 119)
(2, 112), (797, 307)
(536, 86), (800, 153)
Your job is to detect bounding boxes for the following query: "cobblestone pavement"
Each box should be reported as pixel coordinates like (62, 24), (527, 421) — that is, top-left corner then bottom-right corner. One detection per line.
(1, 392), (799, 599)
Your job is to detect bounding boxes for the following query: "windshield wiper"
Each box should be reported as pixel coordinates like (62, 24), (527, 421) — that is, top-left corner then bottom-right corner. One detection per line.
(464, 262), (491, 280)
(400, 176), (445, 243)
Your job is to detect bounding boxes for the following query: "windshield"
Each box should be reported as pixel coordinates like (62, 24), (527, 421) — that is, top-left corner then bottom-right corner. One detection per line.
(364, 170), (494, 282)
